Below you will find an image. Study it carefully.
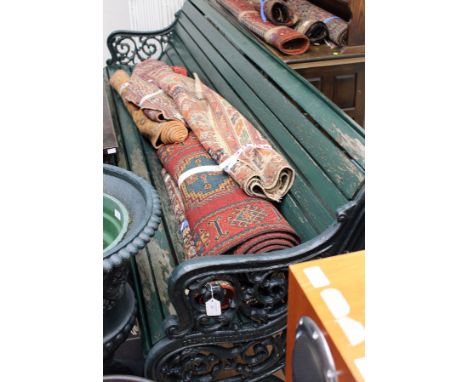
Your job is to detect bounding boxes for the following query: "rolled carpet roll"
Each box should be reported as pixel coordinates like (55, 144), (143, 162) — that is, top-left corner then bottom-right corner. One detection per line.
(157, 132), (300, 257)
(250, 0), (298, 26)
(133, 60), (296, 202)
(286, 0), (348, 46)
(161, 168), (198, 260)
(109, 70), (188, 148)
(217, 0), (309, 55)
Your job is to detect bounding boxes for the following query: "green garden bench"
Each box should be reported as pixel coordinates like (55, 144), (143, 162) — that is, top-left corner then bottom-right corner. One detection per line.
(104, 0), (364, 380)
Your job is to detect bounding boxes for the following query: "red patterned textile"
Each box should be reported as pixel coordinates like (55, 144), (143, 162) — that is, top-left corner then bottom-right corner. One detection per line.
(134, 59), (295, 202)
(123, 71), (184, 123)
(161, 168), (198, 260)
(157, 133), (299, 257)
(217, 0), (309, 55)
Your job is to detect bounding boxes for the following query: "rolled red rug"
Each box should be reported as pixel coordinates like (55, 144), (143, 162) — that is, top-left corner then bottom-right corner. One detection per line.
(217, 0), (309, 55)
(287, 0), (348, 46)
(250, 0), (299, 26)
(157, 132), (300, 257)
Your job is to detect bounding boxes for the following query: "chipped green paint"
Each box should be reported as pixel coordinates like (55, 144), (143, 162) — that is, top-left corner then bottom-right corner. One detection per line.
(333, 126), (365, 168)
(146, 237), (176, 317)
(138, 134), (187, 265)
(134, 247), (165, 347)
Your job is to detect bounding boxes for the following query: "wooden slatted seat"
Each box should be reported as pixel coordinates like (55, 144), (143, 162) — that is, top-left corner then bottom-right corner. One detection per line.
(104, 0), (364, 380)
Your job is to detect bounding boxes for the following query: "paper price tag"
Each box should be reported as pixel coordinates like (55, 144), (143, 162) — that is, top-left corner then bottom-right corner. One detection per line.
(205, 298), (221, 316)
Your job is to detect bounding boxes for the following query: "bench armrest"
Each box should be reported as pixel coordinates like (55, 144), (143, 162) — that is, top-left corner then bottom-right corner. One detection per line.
(106, 20), (177, 67)
(164, 193), (364, 338)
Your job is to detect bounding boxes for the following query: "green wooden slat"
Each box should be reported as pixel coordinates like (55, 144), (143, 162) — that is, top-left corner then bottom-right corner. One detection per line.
(190, 0), (365, 169)
(177, 5), (363, 200)
(133, 249), (164, 348)
(168, 37), (217, 88)
(104, 67), (129, 169)
(172, 30), (236, 98)
(278, 193), (317, 241)
(160, 51), (174, 66)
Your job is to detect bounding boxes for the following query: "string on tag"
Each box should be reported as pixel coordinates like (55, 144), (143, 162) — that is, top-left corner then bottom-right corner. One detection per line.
(260, 0), (267, 22)
(322, 15), (339, 24)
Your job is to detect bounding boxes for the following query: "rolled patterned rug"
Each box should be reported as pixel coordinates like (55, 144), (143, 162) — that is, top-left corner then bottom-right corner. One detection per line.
(161, 168), (198, 260)
(250, 0), (298, 26)
(124, 71), (184, 123)
(162, 168), (296, 256)
(109, 70), (188, 148)
(133, 59), (296, 202)
(157, 132), (300, 257)
(286, 0), (348, 46)
(217, 0), (309, 55)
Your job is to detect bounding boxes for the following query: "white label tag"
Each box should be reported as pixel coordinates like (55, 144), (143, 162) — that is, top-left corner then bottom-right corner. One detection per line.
(114, 209), (121, 221)
(205, 298), (221, 316)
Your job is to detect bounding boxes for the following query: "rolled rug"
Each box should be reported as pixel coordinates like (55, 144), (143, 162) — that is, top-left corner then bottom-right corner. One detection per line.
(134, 60), (296, 202)
(157, 132), (300, 257)
(109, 70), (188, 148)
(217, 0), (309, 55)
(249, 0), (298, 26)
(124, 69), (183, 123)
(286, 0), (348, 46)
(161, 168), (198, 260)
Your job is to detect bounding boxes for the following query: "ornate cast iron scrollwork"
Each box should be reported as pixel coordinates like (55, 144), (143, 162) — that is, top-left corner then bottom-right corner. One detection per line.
(106, 22), (176, 66)
(163, 275), (242, 339)
(188, 276), (242, 333)
(155, 331), (286, 382)
(239, 270), (288, 324)
(165, 269), (289, 337)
